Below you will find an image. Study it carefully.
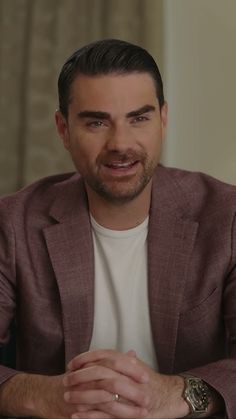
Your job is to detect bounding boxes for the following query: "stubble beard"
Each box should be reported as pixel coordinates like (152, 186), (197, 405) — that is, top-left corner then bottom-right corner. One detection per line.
(84, 155), (157, 205)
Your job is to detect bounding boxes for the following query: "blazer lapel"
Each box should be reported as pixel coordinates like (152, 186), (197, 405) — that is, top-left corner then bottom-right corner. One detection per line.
(148, 167), (198, 374)
(43, 176), (94, 366)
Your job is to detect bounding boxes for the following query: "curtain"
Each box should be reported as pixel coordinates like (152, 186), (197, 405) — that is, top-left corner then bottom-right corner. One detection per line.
(0, 0), (163, 195)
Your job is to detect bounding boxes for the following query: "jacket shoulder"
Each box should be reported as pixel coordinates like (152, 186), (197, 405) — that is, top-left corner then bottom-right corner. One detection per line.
(158, 166), (236, 215)
(163, 166), (236, 195)
(0, 172), (79, 215)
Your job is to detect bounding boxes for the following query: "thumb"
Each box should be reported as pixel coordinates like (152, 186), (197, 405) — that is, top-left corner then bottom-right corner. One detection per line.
(126, 349), (137, 358)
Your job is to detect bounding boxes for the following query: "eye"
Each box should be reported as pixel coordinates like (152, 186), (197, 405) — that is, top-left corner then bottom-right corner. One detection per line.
(86, 120), (106, 128)
(132, 115), (149, 124)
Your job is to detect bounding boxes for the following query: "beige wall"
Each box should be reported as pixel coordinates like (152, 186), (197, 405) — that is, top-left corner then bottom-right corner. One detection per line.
(162, 0), (236, 184)
(0, 0), (163, 196)
(1, 1), (235, 195)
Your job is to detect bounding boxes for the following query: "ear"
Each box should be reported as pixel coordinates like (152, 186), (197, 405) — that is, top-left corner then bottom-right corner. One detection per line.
(55, 110), (70, 150)
(160, 101), (168, 137)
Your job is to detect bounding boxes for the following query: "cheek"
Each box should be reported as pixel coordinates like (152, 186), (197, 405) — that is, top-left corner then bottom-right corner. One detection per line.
(144, 130), (163, 153)
(70, 141), (102, 171)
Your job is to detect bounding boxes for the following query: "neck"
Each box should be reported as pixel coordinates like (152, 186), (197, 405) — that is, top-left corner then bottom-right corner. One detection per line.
(86, 182), (152, 230)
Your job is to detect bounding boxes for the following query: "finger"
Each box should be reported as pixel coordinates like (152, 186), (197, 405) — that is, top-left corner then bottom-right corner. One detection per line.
(72, 404), (91, 412)
(74, 404), (94, 412)
(96, 355), (149, 385)
(91, 400), (148, 419)
(96, 378), (149, 408)
(67, 349), (137, 371)
(68, 349), (119, 370)
(64, 365), (117, 387)
(64, 389), (114, 405)
(64, 367), (149, 408)
(68, 350), (149, 384)
(126, 349), (137, 357)
(71, 410), (114, 419)
(72, 400), (132, 412)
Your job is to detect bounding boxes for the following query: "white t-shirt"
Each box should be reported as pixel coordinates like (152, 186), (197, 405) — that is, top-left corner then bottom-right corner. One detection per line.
(89, 215), (158, 370)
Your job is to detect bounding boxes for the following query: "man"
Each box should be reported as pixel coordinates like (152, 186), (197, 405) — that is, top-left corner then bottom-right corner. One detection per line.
(0, 39), (235, 418)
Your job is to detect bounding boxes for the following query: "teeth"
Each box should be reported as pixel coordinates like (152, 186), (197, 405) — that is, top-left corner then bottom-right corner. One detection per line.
(107, 162), (134, 168)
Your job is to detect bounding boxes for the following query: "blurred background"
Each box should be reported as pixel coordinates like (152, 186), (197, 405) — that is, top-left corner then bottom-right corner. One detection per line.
(0, 0), (235, 196)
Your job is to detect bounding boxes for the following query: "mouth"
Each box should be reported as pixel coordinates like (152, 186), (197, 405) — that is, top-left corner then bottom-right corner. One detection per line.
(105, 161), (138, 169)
(101, 160), (140, 177)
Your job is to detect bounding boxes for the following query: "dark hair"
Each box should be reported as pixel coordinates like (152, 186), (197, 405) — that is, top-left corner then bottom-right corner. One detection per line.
(58, 39), (164, 117)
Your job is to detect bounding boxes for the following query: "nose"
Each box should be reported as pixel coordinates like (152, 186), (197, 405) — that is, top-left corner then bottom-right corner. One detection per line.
(105, 124), (132, 152)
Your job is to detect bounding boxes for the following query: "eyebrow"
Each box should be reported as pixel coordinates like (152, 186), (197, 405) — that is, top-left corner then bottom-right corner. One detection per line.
(77, 104), (156, 120)
(126, 104), (156, 118)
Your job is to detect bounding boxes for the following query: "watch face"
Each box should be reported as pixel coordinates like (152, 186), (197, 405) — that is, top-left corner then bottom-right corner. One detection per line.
(185, 378), (210, 413)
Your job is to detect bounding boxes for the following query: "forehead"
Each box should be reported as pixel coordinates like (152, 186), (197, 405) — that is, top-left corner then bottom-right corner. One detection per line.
(69, 73), (158, 112)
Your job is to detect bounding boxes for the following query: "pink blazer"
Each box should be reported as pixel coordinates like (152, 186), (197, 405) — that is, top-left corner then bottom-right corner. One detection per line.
(0, 165), (235, 417)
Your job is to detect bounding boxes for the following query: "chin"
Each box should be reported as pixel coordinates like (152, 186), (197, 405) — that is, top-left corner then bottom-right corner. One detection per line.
(97, 184), (148, 204)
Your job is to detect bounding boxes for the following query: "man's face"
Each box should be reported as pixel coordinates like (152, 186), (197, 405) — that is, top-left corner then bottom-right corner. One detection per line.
(56, 72), (167, 204)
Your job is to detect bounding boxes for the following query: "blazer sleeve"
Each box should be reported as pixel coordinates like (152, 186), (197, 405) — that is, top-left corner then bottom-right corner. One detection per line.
(0, 201), (20, 385)
(186, 213), (236, 419)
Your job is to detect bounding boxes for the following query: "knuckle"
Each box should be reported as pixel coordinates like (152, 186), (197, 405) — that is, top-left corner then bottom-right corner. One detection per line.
(97, 364), (108, 375)
(137, 406), (148, 418)
(65, 374), (74, 387)
(105, 378), (121, 396)
(98, 349), (106, 357)
(64, 390), (75, 402)
(109, 378), (119, 393)
(96, 378), (113, 393)
(100, 389), (111, 402)
(136, 390), (150, 408)
(112, 357), (122, 370)
(142, 393), (150, 408)
(130, 356), (138, 365)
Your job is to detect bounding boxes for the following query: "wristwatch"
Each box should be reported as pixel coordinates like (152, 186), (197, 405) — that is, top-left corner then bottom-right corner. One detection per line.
(180, 374), (210, 417)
